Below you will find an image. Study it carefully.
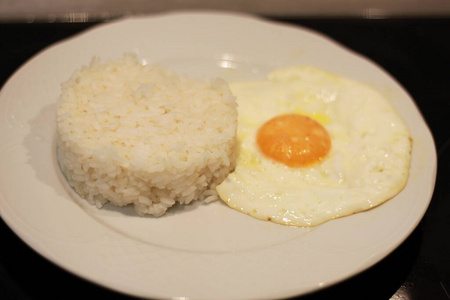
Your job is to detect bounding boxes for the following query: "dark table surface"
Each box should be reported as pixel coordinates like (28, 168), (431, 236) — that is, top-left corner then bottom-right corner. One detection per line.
(0, 15), (449, 300)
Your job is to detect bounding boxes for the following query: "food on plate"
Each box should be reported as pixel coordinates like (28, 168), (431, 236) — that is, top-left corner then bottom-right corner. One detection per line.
(56, 54), (237, 216)
(216, 66), (412, 227)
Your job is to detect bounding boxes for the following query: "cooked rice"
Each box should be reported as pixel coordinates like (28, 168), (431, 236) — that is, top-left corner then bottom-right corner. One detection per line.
(56, 53), (237, 216)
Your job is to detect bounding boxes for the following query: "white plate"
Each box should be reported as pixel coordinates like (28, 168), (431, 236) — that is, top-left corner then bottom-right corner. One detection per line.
(0, 11), (436, 300)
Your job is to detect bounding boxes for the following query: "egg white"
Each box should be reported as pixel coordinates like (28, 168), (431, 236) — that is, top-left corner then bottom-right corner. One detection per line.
(216, 66), (412, 227)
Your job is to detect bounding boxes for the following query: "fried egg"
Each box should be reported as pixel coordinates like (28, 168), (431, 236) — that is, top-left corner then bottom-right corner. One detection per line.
(216, 66), (412, 227)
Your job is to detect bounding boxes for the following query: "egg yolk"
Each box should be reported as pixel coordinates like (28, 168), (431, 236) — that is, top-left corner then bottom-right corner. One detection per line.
(256, 114), (331, 167)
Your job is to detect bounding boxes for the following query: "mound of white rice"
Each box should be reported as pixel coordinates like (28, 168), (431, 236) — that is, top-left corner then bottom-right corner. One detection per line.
(56, 53), (237, 216)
